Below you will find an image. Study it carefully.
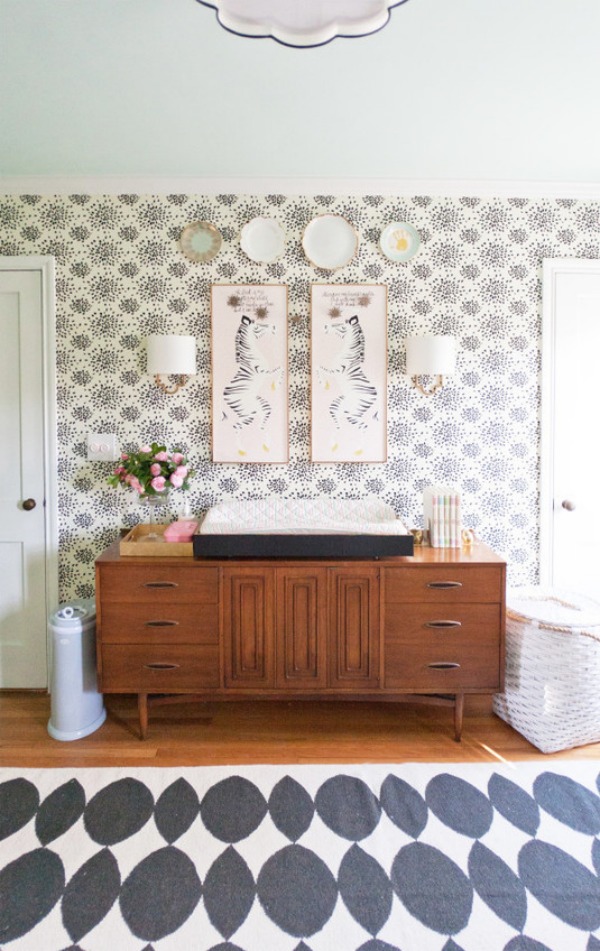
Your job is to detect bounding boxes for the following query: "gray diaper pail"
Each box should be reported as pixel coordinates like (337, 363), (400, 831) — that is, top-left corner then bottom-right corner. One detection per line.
(47, 598), (106, 741)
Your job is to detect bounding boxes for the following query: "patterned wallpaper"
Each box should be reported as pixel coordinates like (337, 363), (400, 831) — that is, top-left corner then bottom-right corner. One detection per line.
(1, 192), (599, 600)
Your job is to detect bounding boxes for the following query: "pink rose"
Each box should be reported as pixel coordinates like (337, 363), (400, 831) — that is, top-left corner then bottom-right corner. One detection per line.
(175, 465), (188, 478)
(139, 445), (152, 453)
(120, 453), (129, 461)
(171, 452), (185, 465)
(113, 466), (124, 476)
(150, 462), (162, 476)
(130, 477), (143, 493)
(150, 476), (166, 492)
(169, 474), (183, 488)
(154, 451), (169, 461)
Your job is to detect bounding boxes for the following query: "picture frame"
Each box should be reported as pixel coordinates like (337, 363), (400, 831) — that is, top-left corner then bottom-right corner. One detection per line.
(211, 284), (288, 463)
(310, 284), (387, 463)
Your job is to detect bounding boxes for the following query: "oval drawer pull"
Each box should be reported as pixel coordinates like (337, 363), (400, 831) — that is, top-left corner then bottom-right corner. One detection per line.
(145, 620), (179, 627)
(143, 581), (178, 589)
(427, 581), (463, 589)
(425, 620), (462, 629)
(143, 662), (181, 670)
(426, 662), (461, 670)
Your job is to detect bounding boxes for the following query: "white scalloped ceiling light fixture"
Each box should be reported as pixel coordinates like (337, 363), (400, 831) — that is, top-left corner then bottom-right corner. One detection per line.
(195, 0), (410, 48)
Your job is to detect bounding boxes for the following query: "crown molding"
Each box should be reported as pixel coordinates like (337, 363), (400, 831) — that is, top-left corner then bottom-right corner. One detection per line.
(1, 175), (600, 199)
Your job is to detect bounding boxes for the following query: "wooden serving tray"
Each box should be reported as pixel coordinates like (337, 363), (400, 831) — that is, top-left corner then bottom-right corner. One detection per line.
(119, 523), (193, 557)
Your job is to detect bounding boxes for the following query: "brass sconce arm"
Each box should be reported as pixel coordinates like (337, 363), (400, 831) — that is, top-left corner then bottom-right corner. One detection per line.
(153, 373), (190, 395)
(411, 374), (446, 397)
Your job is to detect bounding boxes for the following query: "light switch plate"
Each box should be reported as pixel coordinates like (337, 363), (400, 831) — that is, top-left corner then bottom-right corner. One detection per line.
(87, 433), (120, 461)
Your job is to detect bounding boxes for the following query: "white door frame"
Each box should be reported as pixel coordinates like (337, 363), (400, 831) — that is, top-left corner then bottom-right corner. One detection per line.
(0, 255), (58, 680)
(540, 257), (600, 587)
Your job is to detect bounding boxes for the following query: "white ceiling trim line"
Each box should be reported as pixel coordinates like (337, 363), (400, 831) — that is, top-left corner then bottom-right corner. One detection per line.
(1, 176), (600, 200)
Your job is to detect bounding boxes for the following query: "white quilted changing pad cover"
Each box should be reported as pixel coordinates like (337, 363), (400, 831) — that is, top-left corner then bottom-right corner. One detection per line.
(200, 498), (409, 535)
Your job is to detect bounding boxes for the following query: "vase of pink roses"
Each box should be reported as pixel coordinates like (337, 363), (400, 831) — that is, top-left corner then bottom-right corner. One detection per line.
(108, 442), (194, 536)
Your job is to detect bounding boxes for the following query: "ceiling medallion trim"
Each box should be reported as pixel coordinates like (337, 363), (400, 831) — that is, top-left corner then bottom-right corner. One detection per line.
(195, 0), (410, 48)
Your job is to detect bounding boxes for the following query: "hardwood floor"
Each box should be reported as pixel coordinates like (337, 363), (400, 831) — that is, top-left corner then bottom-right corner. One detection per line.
(2, 692), (600, 767)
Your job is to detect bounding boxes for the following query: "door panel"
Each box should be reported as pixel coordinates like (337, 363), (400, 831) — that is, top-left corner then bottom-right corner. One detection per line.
(223, 568), (275, 687)
(543, 261), (600, 598)
(276, 568), (327, 688)
(329, 568), (380, 688)
(0, 270), (48, 687)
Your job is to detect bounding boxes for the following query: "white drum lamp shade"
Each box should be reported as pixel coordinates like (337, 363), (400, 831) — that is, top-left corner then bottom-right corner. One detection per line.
(146, 334), (196, 394)
(405, 336), (456, 376)
(146, 335), (196, 376)
(405, 335), (456, 396)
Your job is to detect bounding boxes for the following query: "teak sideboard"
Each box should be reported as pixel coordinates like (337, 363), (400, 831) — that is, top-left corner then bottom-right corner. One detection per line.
(95, 540), (506, 740)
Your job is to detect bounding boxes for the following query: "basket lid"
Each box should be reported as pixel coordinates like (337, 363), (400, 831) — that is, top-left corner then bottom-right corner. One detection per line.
(507, 586), (600, 630)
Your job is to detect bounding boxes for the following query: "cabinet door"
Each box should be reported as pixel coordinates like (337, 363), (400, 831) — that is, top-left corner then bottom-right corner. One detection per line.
(329, 568), (380, 688)
(276, 568), (327, 688)
(223, 568), (275, 688)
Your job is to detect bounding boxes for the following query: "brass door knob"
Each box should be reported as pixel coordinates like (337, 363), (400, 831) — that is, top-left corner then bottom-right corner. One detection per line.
(561, 500), (576, 511)
(22, 498), (37, 511)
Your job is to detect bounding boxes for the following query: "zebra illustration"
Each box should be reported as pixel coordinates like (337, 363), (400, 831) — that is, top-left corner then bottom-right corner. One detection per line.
(222, 314), (283, 432)
(318, 315), (378, 431)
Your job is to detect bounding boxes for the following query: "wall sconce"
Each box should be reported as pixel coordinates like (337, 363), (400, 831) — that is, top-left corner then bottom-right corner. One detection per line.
(405, 335), (456, 396)
(146, 334), (196, 395)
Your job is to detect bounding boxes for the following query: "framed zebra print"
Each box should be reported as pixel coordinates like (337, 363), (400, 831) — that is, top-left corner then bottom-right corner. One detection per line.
(211, 284), (289, 463)
(311, 284), (387, 463)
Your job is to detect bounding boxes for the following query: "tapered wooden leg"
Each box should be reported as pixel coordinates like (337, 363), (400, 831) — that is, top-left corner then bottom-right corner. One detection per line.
(454, 693), (464, 742)
(138, 692), (148, 740)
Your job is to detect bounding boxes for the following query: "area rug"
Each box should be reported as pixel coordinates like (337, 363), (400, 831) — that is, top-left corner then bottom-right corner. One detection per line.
(1, 762), (600, 951)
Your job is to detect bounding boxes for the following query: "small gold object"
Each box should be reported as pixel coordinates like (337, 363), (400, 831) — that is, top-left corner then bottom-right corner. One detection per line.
(461, 528), (475, 548)
(410, 528), (424, 547)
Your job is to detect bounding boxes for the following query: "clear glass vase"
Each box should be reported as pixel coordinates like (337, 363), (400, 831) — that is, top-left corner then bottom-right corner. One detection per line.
(139, 493), (168, 539)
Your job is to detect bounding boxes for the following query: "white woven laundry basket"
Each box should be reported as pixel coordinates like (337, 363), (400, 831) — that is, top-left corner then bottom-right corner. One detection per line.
(493, 586), (600, 753)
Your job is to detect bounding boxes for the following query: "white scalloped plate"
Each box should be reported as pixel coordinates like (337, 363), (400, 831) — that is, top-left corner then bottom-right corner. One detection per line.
(302, 214), (359, 270)
(379, 221), (420, 262)
(240, 217), (286, 263)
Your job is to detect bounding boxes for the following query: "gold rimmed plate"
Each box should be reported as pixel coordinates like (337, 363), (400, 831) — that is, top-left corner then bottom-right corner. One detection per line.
(302, 214), (359, 270)
(379, 221), (420, 262)
(179, 220), (222, 263)
(240, 217), (286, 263)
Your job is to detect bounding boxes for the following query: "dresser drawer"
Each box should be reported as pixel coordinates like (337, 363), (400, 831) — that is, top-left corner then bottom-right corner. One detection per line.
(99, 565), (219, 603)
(383, 566), (502, 603)
(385, 604), (501, 690)
(101, 645), (220, 691)
(100, 602), (219, 645)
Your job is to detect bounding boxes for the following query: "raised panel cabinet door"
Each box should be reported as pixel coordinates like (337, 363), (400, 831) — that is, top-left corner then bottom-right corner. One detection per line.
(223, 568), (275, 688)
(329, 568), (380, 688)
(276, 568), (327, 688)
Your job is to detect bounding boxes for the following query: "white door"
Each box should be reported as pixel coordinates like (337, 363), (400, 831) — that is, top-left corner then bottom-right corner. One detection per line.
(541, 259), (600, 598)
(0, 261), (57, 687)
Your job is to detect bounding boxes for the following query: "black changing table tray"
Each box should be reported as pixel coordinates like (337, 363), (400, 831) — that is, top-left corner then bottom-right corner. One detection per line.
(193, 533), (414, 559)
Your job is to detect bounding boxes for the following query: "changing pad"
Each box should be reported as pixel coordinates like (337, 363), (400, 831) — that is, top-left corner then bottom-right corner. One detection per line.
(200, 497), (409, 535)
(193, 497), (413, 559)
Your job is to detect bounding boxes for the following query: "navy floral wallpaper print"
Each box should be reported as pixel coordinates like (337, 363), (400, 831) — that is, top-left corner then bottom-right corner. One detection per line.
(1, 191), (598, 599)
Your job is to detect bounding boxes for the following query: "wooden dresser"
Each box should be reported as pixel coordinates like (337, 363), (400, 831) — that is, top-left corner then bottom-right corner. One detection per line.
(95, 541), (506, 739)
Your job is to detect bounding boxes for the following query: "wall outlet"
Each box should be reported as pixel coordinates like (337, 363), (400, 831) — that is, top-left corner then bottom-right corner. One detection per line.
(87, 433), (120, 462)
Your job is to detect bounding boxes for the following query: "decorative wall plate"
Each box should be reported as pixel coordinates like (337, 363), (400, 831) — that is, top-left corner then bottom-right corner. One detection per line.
(179, 221), (222, 263)
(240, 217), (286, 263)
(379, 221), (420, 262)
(302, 214), (359, 270)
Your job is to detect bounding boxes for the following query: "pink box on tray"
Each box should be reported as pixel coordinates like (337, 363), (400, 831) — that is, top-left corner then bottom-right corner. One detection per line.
(163, 520), (198, 543)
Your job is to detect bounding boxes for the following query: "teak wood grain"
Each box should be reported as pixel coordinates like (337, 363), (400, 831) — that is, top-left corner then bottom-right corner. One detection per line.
(94, 540), (507, 741)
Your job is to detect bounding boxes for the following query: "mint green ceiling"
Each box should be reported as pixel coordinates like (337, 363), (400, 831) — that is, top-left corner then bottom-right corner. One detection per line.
(1, 0), (599, 182)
